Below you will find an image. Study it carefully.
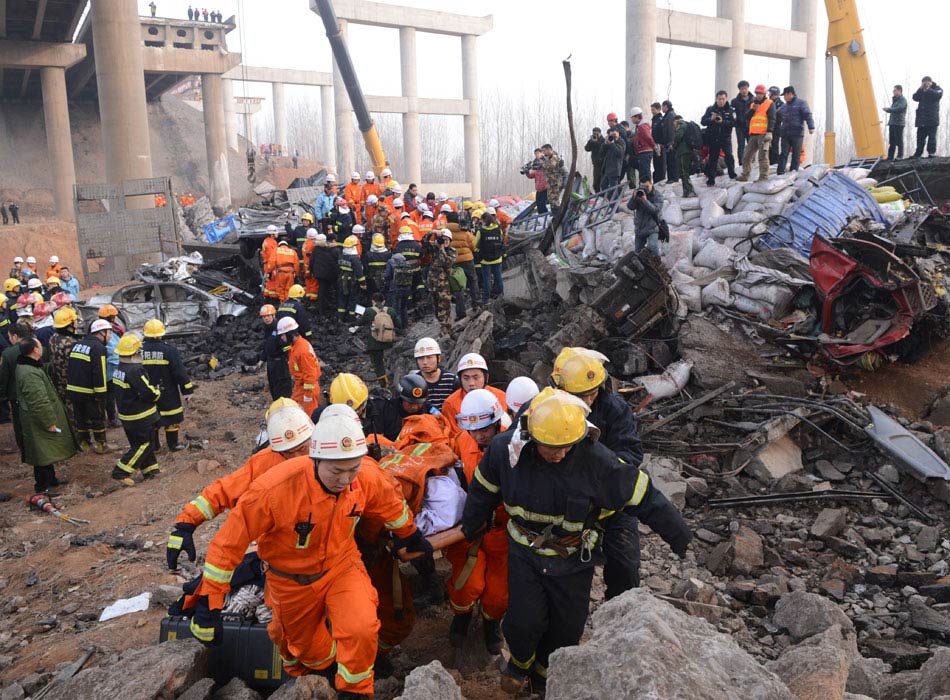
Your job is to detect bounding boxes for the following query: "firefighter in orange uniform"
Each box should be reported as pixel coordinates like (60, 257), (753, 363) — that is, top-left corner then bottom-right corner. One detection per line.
(416, 210), (435, 241)
(262, 225), (280, 300)
(277, 317), (321, 409)
(489, 199), (512, 234)
(361, 171), (381, 214)
(446, 389), (510, 656)
(302, 228), (320, 303)
(273, 240), (300, 303)
(189, 415), (431, 698)
(165, 399), (313, 570)
(388, 199), (405, 248)
(440, 353), (508, 435)
(345, 172), (363, 225)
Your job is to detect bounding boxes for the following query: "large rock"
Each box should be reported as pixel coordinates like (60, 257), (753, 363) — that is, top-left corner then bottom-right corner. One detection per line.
(881, 671), (921, 700)
(909, 598), (950, 638)
(179, 679), (216, 700)
(846, 656), (887, 698)
(268, 675), (335, 700)
(641, 455), (688, 509)
(211, 678), (260, 700)
(706, 525), (764, 576)
(767, 626), (851, 700)
(43, 640), (208, 700)
(546, 588), (793, 700)
(811, 508), (848, 539)
(773, 591), (854, 641)
(917, 648), (950, 700)
(864, 639), (931, 671)
(395, 661), (461, 700)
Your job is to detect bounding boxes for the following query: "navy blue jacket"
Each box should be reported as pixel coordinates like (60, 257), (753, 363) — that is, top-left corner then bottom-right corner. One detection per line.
(777, 97), (815, 138)
(588, 389), (643, 465)
(913, 84), (944, 127)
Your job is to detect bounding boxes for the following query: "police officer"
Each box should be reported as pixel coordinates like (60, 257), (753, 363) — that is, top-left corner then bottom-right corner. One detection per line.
(142, 319), (194, 452)
(112, 333), (161, 484)
(66, 318), (115, 453)
(361, 373), (429, 443)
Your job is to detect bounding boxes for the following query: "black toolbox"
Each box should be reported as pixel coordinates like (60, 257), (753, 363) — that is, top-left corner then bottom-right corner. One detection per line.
(159, 615), (289, 690)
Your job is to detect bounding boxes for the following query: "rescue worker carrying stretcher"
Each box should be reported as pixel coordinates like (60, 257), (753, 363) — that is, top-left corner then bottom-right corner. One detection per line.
(166, 399), (313, 570)
(142, 319), (194, 452)
(111, 333), (162, 485)
(439, 352), (508, 435)
(460, 387), (692, 696)
(189, 415), (431, 699)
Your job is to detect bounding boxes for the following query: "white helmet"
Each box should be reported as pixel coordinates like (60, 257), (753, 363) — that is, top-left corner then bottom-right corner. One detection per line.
(438, 192), (448, 201)
(365, 170), (376, 180)
(49, 255), (60, 264)
(393, 185), (403, 194)
(267, 224), (278, 235)
(276, 317), (299, 334)
(326, 173), (337, 183)
(316, 233), (327, 243)
(393, 198), (404, 208)
(488, 198), (499, 208)
(309, 415), (368, 459)
(381, 168), (392, 177)
(506, 376), (540, 412)
(306, 228), (318, 240)
(439, 228), (453, 240)
(486, 207), (496, 215)
(457, 389), (505, 431)
(440, 204), (452, 213)
(457, 352), (488, 373)
(267, 404), (314, 452)
(16, 307), (32, 317)
(350, 171), (361, 180)
(339, 206), (350, 214)
(320, 403), (361, 423)
(13, 257), (23, 264)
(366, 194), (378, 205)
(414, 196), (423, 205)
(400, 212), (412, 220)
(413, 337), (441, 358)
(90, 319), (112, 333)
(26, 256), (36, 264)
(418, 204), (430, 213)
(27, 278), (43, 289)
(352, 224), (365, 235)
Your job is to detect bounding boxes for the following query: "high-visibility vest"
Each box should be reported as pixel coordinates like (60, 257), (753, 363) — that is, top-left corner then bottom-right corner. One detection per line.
(749, 100), (771, 135)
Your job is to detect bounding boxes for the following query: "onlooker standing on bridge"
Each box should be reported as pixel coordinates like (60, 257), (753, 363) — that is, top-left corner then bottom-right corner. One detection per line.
(768, 86), (783, 165)
(631, 107), (656, 185)
(600, 128), (626, 192)
(0, 204), (7, 226)
(775, 86), (814, 175)
(584, 128), (606, 193)
(731, 81), (754, 163)
(525, 149), (548, 214)
(660, 101), (678, 184)
(884, 85), (907, 160)
(738, 84), (775, 183)
(9, 203), (19, 225)
(187, 5), (194, 21)
(912, 76), (943, 158)
(149, 2), (156, 18)
(701, 91), (737, 184)
(650, 104), (666, 182)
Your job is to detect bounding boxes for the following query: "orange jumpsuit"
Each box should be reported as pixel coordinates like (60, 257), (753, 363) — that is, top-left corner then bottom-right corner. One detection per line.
(175, 447), (287, 527)
(288, 336), (321, 408)
(440, 200), (459, 213)
(261, 237), (279, 299)
(434, 214), (448, 228)
(496, 209), (512, 234)
(344, 182), (363, 224)
(301, 239), (319, 302)
(395, 413), (454, 450)
(46, 264), (62, 280)
(445, 431), (509, 620)
(273, 244), (299, 302)
(440, 385), (508, 436)
(364, 202), (380, 226)
(196, 455), (416, 695)
(415, 219), (435, 242)
(361, 182), (381, 210)
(388, 216), (405, 248)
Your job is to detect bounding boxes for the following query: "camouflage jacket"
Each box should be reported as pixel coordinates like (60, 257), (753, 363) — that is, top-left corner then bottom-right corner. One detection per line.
(427, 243), (458, 290)
(47, 330), (77, 397)
(542, 151), (564, 188)
(370, 212), (391, 235)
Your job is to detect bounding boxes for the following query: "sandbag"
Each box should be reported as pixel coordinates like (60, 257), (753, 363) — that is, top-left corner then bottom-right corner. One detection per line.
(874, 190), (902, 203)
(664, 229), (694, 265)
(701, 201), (726, 229)
(730, 293), (774, 320)
(744, 176), (793, 195)
(701, 278), (733, 308)
(693, 239), (736, 269)
(638, 360), (693, 399)
(711, 211), (766, 227)
(707, 222), (765, 241)
(700, 188), (728, 208)
(683, 209), (702, 222)
(680, 197), (702, 211)
(662, 199), (684, 226)
(845, 167), (870, 181)
(741, 187), (796, 206)
(731, 280), (795, 309)
(725, 183), (746, 210)
(670, 269), (701, 312)
(856, 177), (878, 188)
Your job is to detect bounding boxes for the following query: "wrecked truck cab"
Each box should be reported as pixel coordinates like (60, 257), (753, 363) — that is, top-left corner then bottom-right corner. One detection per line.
(80, 282), (247, 336)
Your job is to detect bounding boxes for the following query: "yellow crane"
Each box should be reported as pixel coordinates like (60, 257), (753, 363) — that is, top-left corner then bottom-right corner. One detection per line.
(823, 0), (886, 165)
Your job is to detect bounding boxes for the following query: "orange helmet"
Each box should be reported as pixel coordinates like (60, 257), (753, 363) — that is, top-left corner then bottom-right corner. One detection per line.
(259, 304), (277, 317)
(98, 304), (119, 318)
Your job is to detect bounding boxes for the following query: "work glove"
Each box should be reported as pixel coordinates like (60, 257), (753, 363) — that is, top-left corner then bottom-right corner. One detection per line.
(393, 529), (432, 558)
(166, 523), (197, 570)
(189, 595), (223, 647)
(168, 574), (203, 616)
(763, 133), (773, 144)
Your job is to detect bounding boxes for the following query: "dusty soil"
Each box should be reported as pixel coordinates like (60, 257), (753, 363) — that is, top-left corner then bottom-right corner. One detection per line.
(0, 220), (84, 287)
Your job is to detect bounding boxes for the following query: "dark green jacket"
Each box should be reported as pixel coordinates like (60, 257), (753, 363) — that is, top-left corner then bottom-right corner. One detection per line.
(673, 122), (693, 157)
(0, 344), (22, 402)
(16, 356), (78, 466)
(884, 95), (907, 127)
(361, 304), (396, 351)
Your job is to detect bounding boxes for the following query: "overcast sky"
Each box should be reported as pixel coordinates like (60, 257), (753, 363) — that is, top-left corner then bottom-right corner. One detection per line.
(139, 0), (941, 130)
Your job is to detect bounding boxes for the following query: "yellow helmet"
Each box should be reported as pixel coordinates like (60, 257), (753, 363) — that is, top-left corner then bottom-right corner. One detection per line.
(551, 347), (581, 387)
(143, 319), (166, 338)
(329, 372), (369, 411)
(301, 212), (315, 223)
(343, 235), (359, 248)
(526, 388), (590, 447)
(265, 397), (300, 420)
(557, 349), (609, 395)
(52, 306), (78, 329)
(462, 200), (474, 210)
(116, 333), (143, 357)
(372, 233), (385, 247)
(3, 278), (20, 294)
(288, 284), (306, 299)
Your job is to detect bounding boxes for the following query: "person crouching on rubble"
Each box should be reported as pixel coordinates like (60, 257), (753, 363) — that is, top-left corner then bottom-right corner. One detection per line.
(627, 178), (664, 256)
(460, 387), (692, 695)
(111, 333), (161, 485)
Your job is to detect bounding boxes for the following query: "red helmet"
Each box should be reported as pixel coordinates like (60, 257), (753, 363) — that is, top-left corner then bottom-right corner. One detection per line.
(51, 292), (73, 307)
(754, 84), (767, 94)
(606, 112), (618, 121)
(16, 293), (33, 308)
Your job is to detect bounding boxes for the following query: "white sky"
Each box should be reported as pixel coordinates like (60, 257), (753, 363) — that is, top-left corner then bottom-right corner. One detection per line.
(139, 0), (940, 129)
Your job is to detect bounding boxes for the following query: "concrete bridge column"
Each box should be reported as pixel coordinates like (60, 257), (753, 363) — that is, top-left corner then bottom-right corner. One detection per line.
(716, 0), (745, 94)
(40, 66), (77, 222)
(223, 77), (238, 151)
(272, 81), (287, 152)
(626, 0), (656, 115)
(791, 0), (818, 161)
(332, 18), (354, 179)
(320, 85), (335, 171)
(90, 0), (153, 189)
(201, 73), (231, 213)
(461, 34), (480, 200)
(400, 27), (421, 186)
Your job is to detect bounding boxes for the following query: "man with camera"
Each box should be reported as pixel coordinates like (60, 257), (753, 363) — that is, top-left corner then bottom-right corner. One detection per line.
(600, 128), (626, 192)
(424, 229), (458, 338)
(912, 76), (943, 158)
(584, 128), (606, 193)
(700, 90), (737, 185)
(627, 179), (664, 256)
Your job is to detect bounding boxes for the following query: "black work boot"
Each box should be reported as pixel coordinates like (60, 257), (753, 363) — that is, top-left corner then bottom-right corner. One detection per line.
(374, 652), (394, 679)
(482, 616), (503, 655)
(449, 611), (472, 649)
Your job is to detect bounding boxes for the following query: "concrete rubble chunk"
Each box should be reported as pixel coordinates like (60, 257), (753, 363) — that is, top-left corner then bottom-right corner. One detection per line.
(640, 455), (688, 509)
(811, 508), (849, 539)
(864, 639), (931, 671)
(917, 648), (950, 700)
(546, 588), (793, 700)
(395, 660), (462, 700)
(179, 678), (216, 700)
(846, 656), (887, 698)
(41, 640), (208, 700)
(773, 590), (854, 640)
(268, 675), (336, 700)
(766, 626), (851, 700)
(908, 598), (950, 637)
(211, 677), (261, 700)
(881, 671), (921, 700)
(706, 525), (764, 576)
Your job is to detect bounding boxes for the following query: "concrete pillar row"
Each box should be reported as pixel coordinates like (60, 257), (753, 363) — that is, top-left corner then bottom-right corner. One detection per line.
(222, 77), (238, 151)
(332, 18), (354, 179)
(716, 0), (745, 95)
(790, 0), (818, 162)
(399, 26), (422, 187)
(320, 85), (336, 171)
(272, 81), (287, 151)
(91, 0), (153, 195)
(461, 33), (480, 200)
(40, 67), (77, 222)
(201, 73), (231, 214)
(626, 0), (657, 118)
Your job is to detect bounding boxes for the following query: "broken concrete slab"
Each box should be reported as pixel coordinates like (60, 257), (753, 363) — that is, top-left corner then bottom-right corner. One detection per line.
(917, 648), (950, 700)
(846, 656), (887, 699)
(767, 626), (851, 700)
(908, 598), (950, 638)
(394, 661), (462, 700)
(640, 455), (688, 509)
(811, 508), (849, 540)
(706, 525), (764, 576)
(749, 435), (804, 483)
(773, 591), (854, 640)
(863, 639), (931, 671)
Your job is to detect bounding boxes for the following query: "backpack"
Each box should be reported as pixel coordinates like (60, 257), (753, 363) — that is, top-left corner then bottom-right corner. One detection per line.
(685, 121), (703, 150)
(371, 308), (396, 344)
(393, 259), (415, 289)
(449, 266), (467, 293)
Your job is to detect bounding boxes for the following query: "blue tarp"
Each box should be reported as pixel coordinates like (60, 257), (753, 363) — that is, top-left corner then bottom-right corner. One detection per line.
(756, 171), (889, 257)
(203, 215), (239, 243)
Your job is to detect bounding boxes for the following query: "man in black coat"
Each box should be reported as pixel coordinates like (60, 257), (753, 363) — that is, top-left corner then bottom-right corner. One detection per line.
(731, 81), (754, 163)
(650, 103), (666, 182)
(913, 76), (944, 158)
(584, 128), (606, 193)
(600, 128), (626, 192)
(661, 100), (678, 182)
(700, 90), (738, 184)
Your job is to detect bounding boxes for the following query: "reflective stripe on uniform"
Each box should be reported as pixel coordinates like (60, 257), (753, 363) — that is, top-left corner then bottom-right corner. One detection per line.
(190, 495), (215, 521)
(625, 471), (650, 507)
(302, 384), (316, 390)
(112, 378), (130, 389)
(510, 652), (536, 671)
(118, 406), (157, 422)
(66, 384), (94, 394)
(168, 535), (183, 550)
(202, 562), (233, 584)
(507, 520), (579, 557)
(68, 352), (90, 361)
(300, 640), (337, 669)
(503, 504), (584, 533)
(143, 358), (170, 365)
(384, 502), (410, 530)
(190, 619), (216, 642)
(160, 406), (184, 417)
(337, 661), (373, 684)
(472, 466), (499, 494)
